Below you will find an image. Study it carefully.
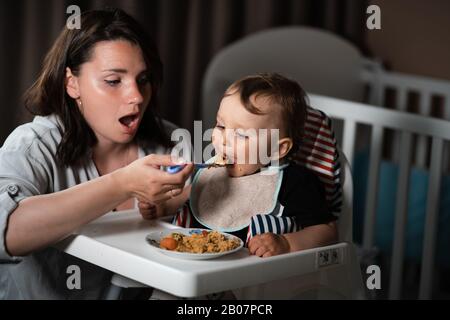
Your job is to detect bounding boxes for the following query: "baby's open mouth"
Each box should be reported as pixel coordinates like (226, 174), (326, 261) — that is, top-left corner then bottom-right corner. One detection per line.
(215, 153), (235, 165)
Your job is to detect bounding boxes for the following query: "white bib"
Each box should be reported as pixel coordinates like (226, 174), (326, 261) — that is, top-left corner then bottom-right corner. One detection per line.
(189, 167), (284, 232)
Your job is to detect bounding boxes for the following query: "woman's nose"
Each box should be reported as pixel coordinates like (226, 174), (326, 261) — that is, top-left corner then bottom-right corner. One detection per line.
(126, 82), (144, 105)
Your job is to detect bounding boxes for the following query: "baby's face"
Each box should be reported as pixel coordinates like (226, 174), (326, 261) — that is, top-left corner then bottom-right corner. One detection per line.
(212, 92), (284, 177)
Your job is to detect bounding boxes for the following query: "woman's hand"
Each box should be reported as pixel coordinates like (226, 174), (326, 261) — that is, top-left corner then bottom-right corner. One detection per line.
(115, 154), (193, 204)
(248, 233), (291, 258)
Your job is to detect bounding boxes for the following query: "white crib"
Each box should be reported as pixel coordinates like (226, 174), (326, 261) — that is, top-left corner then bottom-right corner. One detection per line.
(361, 58), (450, 172)
(311, 94), (450, 300)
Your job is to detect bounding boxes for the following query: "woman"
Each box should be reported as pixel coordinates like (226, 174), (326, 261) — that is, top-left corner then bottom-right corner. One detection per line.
(0, 8), (193, 299)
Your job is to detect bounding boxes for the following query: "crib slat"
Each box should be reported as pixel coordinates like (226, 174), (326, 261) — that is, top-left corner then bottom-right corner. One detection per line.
(391, 88), (408, 162)
(443, 96), (450, 172)
(363, 125), (383, 250)
(396, 88), (408, 112)
(342, 120), (356, 167)
(389, 131), (412, 300)
(367, 67), (384, 107)
(444, 95), (450, 121)
(415, 92), (431, 168)
(419, 137), (443, 299)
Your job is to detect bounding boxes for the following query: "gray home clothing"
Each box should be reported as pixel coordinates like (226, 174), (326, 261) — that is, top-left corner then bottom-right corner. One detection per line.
(0, 115), (175, 299)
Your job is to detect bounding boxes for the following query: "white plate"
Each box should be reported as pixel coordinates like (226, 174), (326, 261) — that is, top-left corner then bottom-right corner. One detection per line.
(145, 228), (244, 260)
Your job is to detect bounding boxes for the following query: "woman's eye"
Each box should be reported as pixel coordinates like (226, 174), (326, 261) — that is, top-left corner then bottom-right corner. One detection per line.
(215, 123), (225, 130)
(105, 79), (121, 86)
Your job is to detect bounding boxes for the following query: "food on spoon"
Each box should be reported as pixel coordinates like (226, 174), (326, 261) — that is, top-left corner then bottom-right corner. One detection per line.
(214, 154), (228, 166)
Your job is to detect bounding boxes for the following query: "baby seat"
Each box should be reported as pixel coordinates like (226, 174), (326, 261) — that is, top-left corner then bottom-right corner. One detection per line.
(230, 108), (364, 299)
(171, 106), (364, 299)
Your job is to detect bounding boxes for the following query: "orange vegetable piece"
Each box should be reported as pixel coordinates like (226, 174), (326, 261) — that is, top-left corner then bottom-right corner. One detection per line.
(160, 237), (178, 250)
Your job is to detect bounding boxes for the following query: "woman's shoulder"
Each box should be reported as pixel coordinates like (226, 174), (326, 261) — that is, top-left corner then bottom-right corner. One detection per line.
(1, 115), (62, 156)
(0, 116), (62, 191)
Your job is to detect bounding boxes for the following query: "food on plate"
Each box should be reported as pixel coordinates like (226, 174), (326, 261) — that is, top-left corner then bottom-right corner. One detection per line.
(160, 237), (178, 250)
(159, 230), (240, 254)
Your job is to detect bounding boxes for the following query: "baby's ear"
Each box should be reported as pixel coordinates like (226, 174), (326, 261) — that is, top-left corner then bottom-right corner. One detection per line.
(271, 137), (293, 161)
(65, 67), (80, 99)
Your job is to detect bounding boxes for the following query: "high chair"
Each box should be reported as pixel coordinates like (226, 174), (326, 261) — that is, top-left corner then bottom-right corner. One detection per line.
(198, 27), (367, 299)
(232, 149), (365, 299)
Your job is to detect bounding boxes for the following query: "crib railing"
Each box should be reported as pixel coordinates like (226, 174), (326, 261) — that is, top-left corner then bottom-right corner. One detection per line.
(360, 62), (450, 299)
(310, 94), (450, 300)
(361, 60), (450, 172)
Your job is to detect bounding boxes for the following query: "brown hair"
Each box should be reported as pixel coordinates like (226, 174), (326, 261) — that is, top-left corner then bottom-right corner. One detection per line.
(224, 73), (308, 157)
(24, 8), (171, 167)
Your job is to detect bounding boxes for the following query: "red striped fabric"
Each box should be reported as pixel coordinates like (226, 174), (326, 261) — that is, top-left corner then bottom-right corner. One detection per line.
(301, 142), (335, 156)
(292, 107), (342, 216)
(174, 204), (192, 228)
(298, 152), (334, 165)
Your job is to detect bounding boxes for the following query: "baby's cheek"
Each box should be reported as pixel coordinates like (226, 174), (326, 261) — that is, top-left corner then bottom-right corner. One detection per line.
(211, 130), (223, 152)
(234, 142), (247, 164)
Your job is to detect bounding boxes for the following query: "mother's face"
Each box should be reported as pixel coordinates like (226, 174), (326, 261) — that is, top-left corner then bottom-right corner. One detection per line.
(65, 40), (152, 145)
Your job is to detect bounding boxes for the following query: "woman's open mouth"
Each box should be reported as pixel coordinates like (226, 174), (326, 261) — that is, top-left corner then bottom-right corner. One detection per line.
(119, 113), (140, 134)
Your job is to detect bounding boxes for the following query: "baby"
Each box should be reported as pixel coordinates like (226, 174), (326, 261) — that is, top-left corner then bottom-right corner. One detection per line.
(140, 73), (338, 257)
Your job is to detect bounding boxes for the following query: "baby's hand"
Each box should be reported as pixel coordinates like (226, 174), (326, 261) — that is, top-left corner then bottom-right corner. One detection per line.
(248, 233), (290, 258)
(138, 200), (165, 220)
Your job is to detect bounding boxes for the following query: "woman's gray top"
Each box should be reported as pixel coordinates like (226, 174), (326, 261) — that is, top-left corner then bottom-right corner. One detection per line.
(0, 115), (177, 299)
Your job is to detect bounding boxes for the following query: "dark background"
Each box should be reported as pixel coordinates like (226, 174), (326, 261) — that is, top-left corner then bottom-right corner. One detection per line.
(0, 0), (367, 143)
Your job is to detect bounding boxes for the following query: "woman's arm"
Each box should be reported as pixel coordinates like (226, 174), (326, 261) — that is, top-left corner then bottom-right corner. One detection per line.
(5, 154), (193, 256)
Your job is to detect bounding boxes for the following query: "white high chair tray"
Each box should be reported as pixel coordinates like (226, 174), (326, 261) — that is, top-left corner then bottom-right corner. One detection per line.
(55, 209), (349, 297)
